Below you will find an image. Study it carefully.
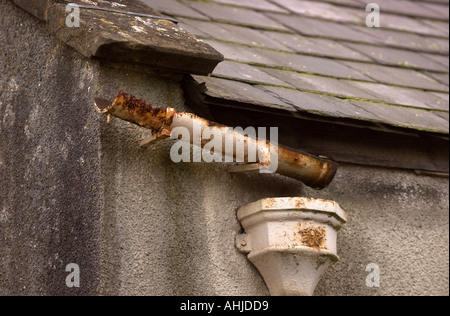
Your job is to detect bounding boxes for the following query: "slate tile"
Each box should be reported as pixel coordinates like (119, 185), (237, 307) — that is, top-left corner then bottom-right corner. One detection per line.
(350, 7), (448, 38)
(359, 0), (449, 20)
(433, 96), (450, 111)
(424, 72), (450, 86)
(267, 13), (381, 44)
(433, 92), (450, 111)
(308, 0), (362, 6)
(212, 61), (293, 86)
(342, 4), (445, 36)
(259, 86), (380, 121)
(183, 19), (292, 51)
(262, 31), (318, 53)
(181, 1), (289, 31)
(422, 53), (450, 69)
(433, 111), (449, 122)
(271, 1), (445, 36)
(218, 24), (292, 51)
(202, 40), (280, 66)
(342, 61), (450, 91)
(181, 19), (252, 42)
(420, 0), (450, 4)
(140, 0), (208, 20)
(350, 101), (450, 133)
(376, 13), (446, 37)
(178, 18), (212, 38)
(345, 81), (449, 110)
(419, 2), (450, 21)
(311, 38), (374, 61)
(192, 76), (295, 111)
(270, 0), (362, 24)
(263, 31), (372, 61)
(421, 20), (450, 37)
(258, 68), (380, 100)
(434, 92), (449, 103)
(203, 40), (370, 80)
(260, 52), (370, 80)
(344, 43), (449, 72)
(212, 0), (289, 13)
(354, 26), (449, 54)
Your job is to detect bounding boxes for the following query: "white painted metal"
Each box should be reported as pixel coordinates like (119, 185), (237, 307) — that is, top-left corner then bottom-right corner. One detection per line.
(236, 197), (347, 296)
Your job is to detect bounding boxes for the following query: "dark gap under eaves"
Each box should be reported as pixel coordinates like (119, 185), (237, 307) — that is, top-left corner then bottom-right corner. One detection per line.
(182, 77), (449, 173)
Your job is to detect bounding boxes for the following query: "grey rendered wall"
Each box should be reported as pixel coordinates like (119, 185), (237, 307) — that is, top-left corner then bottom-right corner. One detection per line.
(1, 0), (448, 296)
(0, 0), (185, 295)
(0, 0), (102, 295)
(308, 165), (449, 296)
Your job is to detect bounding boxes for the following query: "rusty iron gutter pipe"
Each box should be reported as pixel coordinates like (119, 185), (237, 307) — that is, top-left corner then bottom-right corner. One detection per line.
(94, 92), (338, 189)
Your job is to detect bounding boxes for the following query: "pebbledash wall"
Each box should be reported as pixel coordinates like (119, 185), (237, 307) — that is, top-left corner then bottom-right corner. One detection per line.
(0, 0), (448, 296)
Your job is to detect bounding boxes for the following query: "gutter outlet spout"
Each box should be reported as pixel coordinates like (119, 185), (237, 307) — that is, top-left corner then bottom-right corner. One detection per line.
(94, 92), (338, 189)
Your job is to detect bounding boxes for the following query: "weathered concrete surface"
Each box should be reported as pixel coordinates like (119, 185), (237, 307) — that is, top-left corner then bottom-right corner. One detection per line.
(1, 0), (449, 296)
(0, 0), (186, 295)
(12, 0), (49, 20)
(0, 0), (102, 295)
(307, 165), (449, 296)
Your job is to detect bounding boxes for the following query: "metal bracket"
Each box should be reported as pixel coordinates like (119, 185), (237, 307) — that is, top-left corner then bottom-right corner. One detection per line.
(235, 234), (251, 254)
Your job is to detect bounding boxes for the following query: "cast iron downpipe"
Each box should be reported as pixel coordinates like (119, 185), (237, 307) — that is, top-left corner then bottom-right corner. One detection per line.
(94, 91), (338, 189)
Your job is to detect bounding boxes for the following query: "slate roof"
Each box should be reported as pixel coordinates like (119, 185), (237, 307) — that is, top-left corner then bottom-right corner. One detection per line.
(143, 0), (450, 134)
